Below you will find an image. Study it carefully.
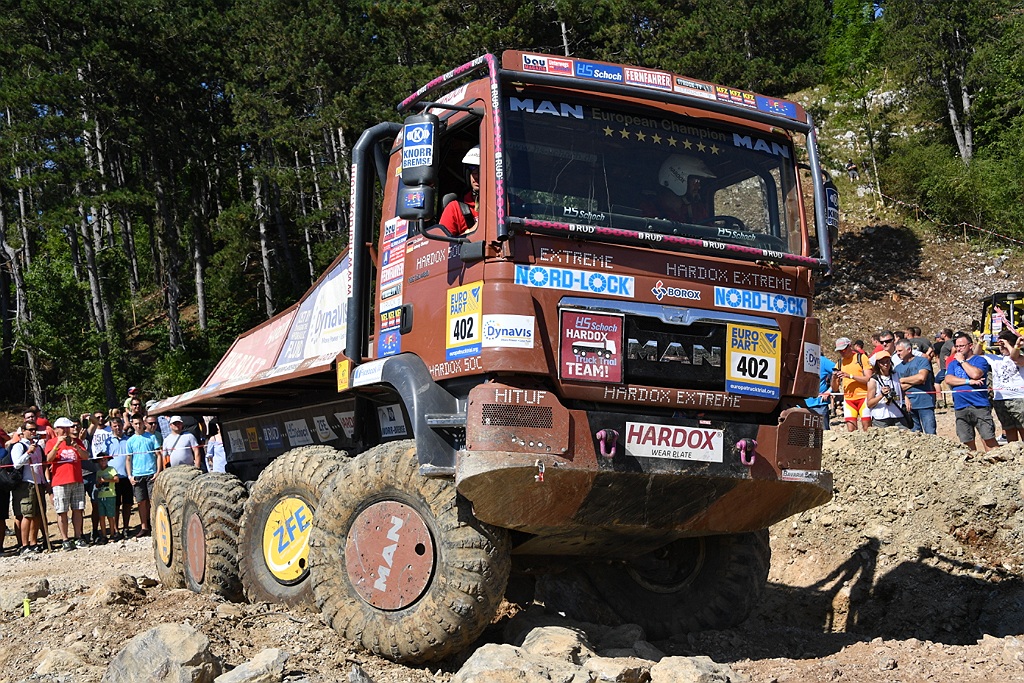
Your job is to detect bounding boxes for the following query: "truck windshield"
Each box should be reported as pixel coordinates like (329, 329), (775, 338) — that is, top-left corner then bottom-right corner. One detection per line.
(504, 94), (802, 255)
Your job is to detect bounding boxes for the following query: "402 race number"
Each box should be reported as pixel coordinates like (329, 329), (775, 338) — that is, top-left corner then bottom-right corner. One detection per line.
(735, 355), (770, 380)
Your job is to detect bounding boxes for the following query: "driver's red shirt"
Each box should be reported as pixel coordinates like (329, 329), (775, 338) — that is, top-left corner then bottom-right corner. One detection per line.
(438, 193), (478, 235)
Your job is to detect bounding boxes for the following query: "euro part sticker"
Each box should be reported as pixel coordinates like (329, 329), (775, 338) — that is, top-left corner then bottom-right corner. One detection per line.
(560, 310), (623, 383)
(726, 324), (781, 399)
(625, 421), (724, 463)
(446, 281), (482, 360)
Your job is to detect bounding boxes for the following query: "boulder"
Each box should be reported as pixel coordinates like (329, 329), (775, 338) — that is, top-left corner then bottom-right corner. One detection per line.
(35, 648), (88, 676)
(596, 624), (645, 650)
(102, 623), (222, 683)
(0, 579), (50, 612)
(88, 575), (145, 607)
(452, 643), (579, 683)
(649, 656), (748, 683)
(583, 655), (652, 683)
(214, 648), (289, 683)
(520, 626), (594, 664)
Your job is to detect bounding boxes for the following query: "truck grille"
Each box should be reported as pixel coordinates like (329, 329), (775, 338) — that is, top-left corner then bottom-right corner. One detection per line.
(624, 317), (725, 390)
(481, 405), (553, 429)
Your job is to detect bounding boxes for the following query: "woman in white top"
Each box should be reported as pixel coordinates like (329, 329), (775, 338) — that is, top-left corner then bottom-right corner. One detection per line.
(867, 351), (906, 428)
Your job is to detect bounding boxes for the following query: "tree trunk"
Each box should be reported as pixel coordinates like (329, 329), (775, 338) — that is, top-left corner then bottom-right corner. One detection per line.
(939, 61), (972, 165)
(154, 173), (183, 350)
(113, 157), (141, 295)
(0, 190), (43, 406)
(254, 175), (275, 317)
(295, 151), (315, 281)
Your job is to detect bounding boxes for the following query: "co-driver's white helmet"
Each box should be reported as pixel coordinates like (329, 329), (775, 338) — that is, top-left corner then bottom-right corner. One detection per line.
(658, 155), (715, 196)
(462, 146), (481, 166)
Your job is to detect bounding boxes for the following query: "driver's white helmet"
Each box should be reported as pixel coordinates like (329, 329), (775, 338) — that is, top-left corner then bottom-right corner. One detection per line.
(462, 146), (481, 166)
(658, 155), (715, 196)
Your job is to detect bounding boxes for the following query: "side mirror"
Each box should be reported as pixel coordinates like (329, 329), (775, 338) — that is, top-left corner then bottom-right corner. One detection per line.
(398, 113), (440, 221)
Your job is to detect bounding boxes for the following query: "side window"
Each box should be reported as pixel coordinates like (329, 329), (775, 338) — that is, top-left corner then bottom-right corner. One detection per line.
(436, 125), (481, 237)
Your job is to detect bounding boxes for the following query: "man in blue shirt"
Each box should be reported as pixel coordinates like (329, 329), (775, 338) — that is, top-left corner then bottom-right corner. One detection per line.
(805, 353), (836, 430)
(945, 333), (997, 451)
(126, 416), (162, 537)
(895, 340), (937, 434)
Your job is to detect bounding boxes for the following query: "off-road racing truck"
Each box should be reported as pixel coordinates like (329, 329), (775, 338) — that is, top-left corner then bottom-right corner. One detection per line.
(150, 51), (839, 663)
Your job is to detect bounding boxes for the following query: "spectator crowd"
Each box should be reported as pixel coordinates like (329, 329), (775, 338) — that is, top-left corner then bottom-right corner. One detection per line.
(809, 320), (1024, 452)
(0, 387), (226, 555)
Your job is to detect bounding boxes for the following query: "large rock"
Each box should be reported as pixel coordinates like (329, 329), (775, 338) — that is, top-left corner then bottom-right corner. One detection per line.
(214, 648), (289, 683)
(102, 623), (223, 683)
(88, 575), (145, 607)
(0, 578), (50, 612)
(452, 643), (580, 683)
(583, 655), (652, 683)
(595, 624), (645, 650)
(649, 656), (748, 683)
(520, 626), (594, 664)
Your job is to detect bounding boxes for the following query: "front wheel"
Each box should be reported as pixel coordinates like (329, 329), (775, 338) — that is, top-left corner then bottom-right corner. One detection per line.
(537, 531), (770, 639)
(309, 440), (511, 663)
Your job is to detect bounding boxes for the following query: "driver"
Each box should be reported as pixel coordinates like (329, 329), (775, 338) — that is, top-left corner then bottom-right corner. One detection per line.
(649, 154), (714, 223)
(438, 146), (480, 236)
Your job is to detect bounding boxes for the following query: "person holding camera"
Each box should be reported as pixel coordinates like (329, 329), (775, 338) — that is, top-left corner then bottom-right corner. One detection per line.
(983, 329), (1024, 442)
(866, 351), (907, 428)
(45, 417), (90, 550)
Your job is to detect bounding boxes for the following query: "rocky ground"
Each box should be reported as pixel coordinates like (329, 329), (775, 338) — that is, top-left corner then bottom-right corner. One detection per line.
(3, 410), (1024, 682)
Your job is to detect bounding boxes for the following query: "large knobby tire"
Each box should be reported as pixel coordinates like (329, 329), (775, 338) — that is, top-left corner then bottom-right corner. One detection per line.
(238, 446), (347, 606)
(537, 530), (771, 639)
(309, 440), (511, 664)
(180, 472), (249, 601)
(151, 465), (202, 588)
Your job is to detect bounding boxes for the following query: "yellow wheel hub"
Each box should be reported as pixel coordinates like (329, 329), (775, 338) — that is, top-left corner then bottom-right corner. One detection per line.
(262, 496), (314, 584)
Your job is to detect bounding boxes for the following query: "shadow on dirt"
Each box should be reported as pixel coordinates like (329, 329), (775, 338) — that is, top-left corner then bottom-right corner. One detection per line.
(676, 538), (1024, 662)
(819, 225), (924, 308)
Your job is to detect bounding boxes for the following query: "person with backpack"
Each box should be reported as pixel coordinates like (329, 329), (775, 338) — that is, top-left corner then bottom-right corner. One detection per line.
(832, 337), (873, 432)
(10, 421), (47, 554)
(0, 432), (21, 553)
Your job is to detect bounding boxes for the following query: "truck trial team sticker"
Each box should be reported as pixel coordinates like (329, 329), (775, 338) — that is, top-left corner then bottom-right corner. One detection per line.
(559, 310), (623, 383)
(446, 281), (483, 360)
(625, 421), (724, 462)
(726, 324), (781, 399)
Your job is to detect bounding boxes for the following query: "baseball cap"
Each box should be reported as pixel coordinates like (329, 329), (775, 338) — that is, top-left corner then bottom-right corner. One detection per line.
(169, 416), (184, 424)
(834, 337), (852, 351)
(54, 417), (75, 428)
(869, 350), (892, 366)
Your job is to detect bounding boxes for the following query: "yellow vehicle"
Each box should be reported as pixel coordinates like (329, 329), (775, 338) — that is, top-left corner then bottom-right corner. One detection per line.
(980, 292), (1024, 348)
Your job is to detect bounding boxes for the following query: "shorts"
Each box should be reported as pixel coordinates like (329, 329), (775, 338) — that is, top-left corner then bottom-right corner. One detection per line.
(14, 481), (44, 518)
(97, 496), (116, 518)
(955, 405), (996, 443)
(53, 482), (87, 514)
(133, 475), (155, 503)
(115, 478), (133, 511)
(844, 397), (870, 420)
(994, 398), (1024, 430)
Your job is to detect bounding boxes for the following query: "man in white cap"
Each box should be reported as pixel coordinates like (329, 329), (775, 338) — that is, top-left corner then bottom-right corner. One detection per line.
(438, 145), (480, 236)
(831, 337), (873, 432)
(164, 416), (201, 468)
(45, 417), (90, 550)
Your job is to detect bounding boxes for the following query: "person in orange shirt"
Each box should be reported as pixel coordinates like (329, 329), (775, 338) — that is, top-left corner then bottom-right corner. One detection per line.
(832, 337), (873, 432)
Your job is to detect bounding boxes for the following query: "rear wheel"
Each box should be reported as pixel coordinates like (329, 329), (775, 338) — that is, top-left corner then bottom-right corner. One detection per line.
(238, 446), (346, 606)
(537, 530), (770, 638)
(181, 472), (248, 601)
(309, 440), (511, 663)
(151, 465), (202, 588)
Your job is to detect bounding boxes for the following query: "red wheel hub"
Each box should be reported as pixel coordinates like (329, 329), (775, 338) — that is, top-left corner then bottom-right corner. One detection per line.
(185, 512), (206, 584)
(345, 500), (435, 610)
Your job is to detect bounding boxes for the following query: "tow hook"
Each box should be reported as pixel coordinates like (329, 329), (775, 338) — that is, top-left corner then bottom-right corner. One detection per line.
(534, 459), (545, 483)
(736, 438), (758, 467)
(596, 429), (619, 459)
